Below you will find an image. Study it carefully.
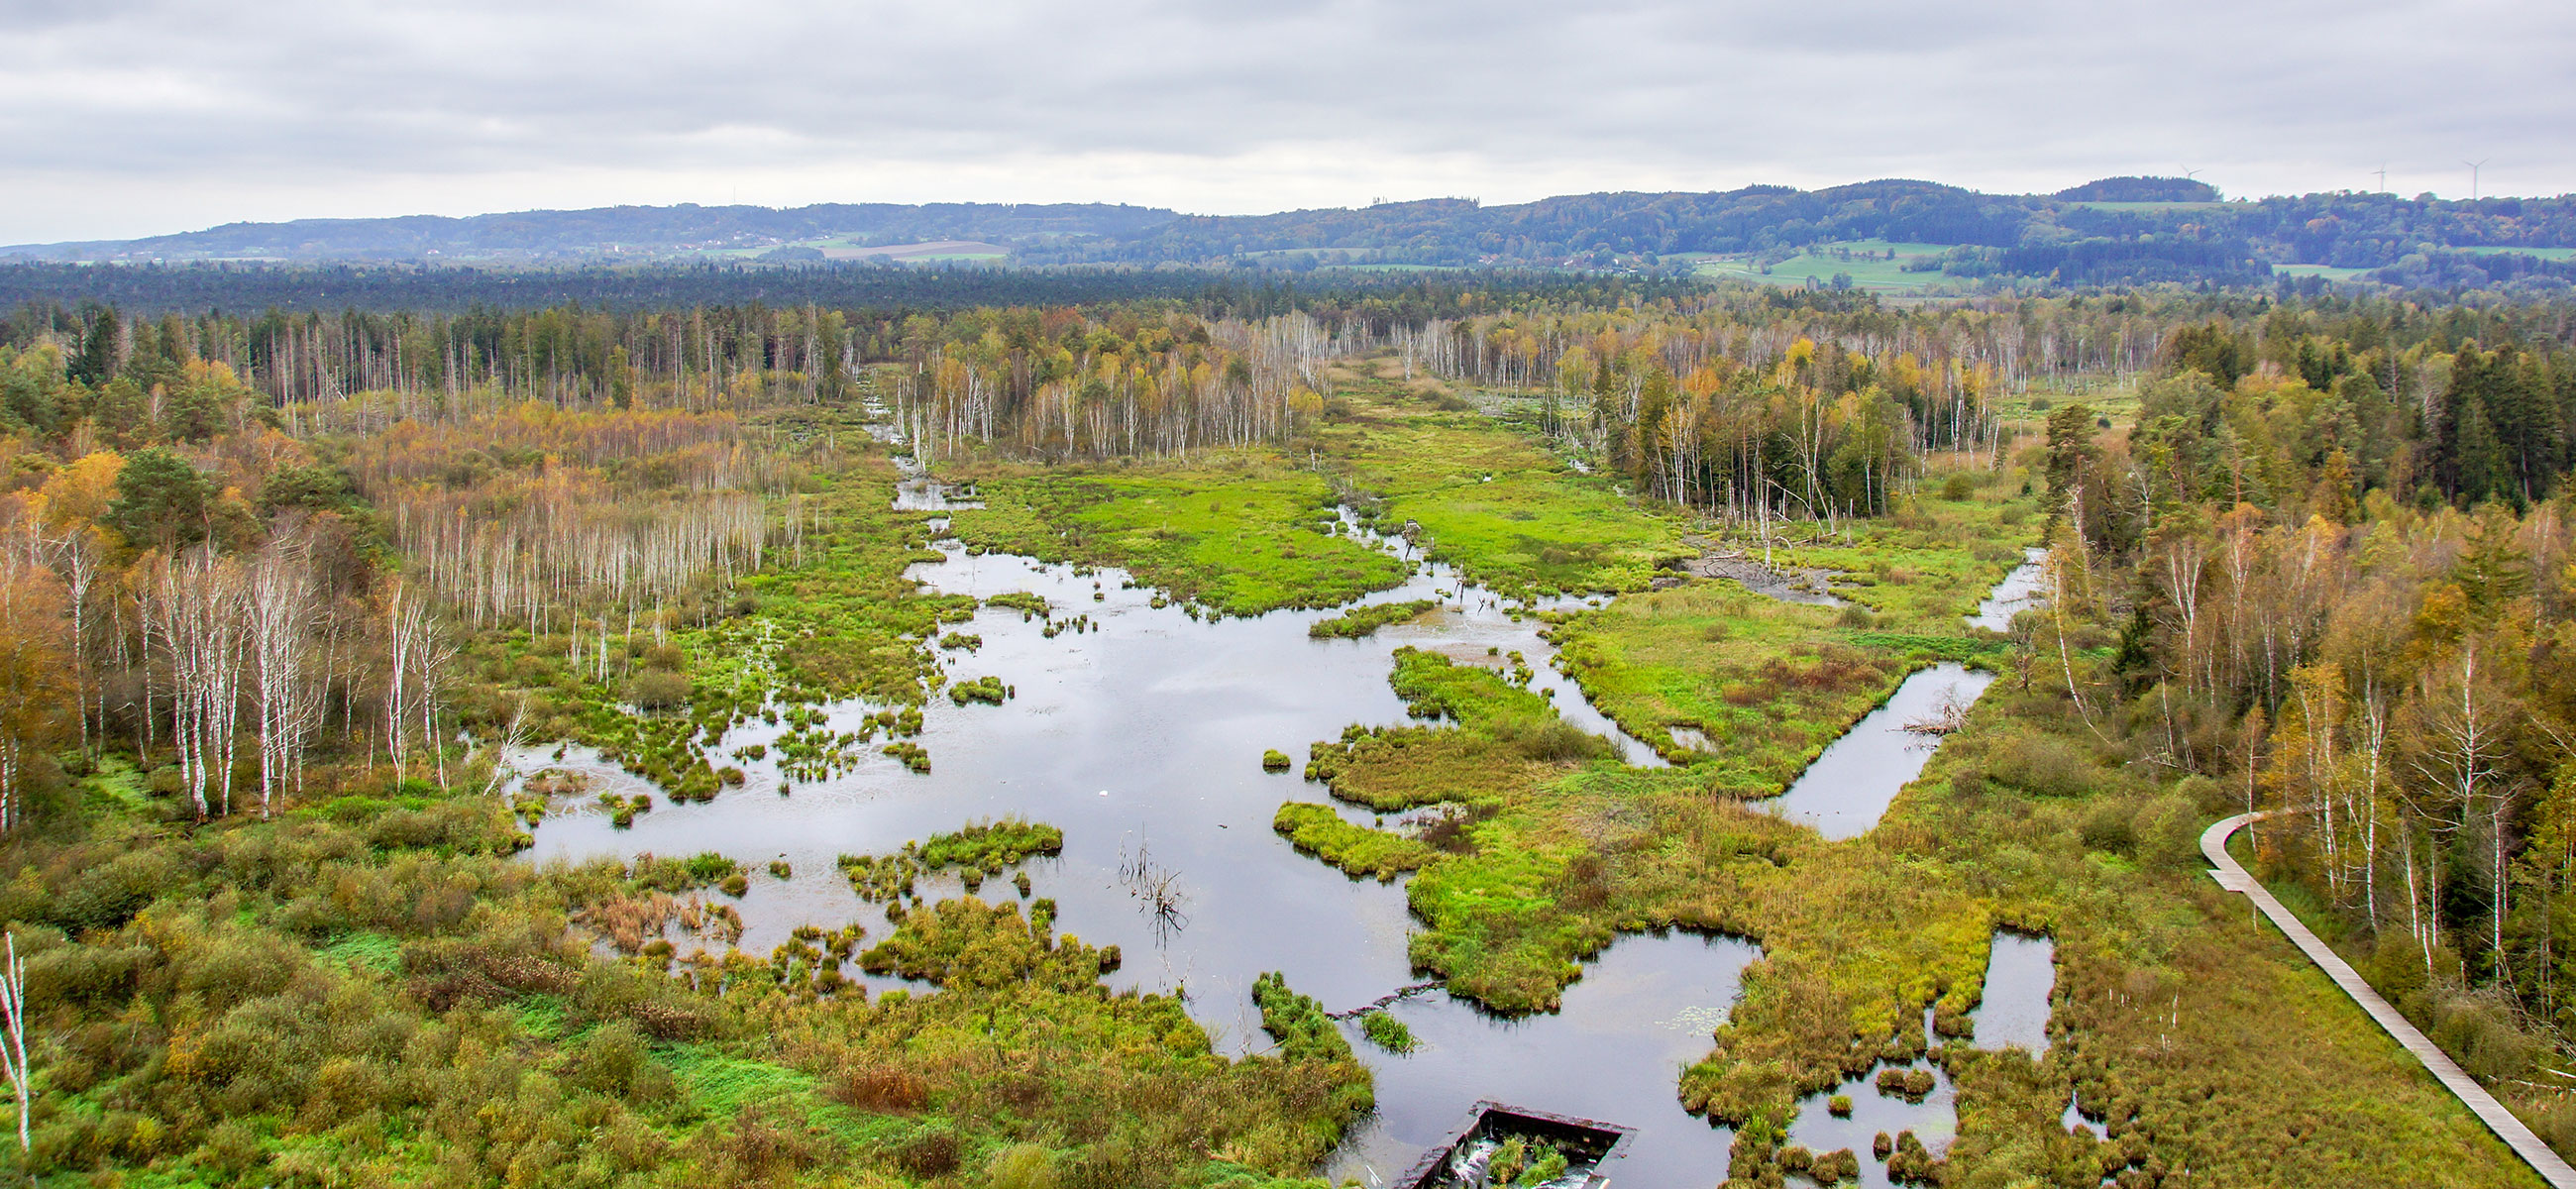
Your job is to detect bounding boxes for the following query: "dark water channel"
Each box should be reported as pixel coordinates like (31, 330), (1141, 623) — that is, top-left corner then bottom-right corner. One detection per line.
(516, 468), (2051, 1184)
(1760, 664), (1996, 841)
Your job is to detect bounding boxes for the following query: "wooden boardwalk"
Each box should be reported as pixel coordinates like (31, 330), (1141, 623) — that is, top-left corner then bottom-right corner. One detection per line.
(2201, 812), (2576, 1188)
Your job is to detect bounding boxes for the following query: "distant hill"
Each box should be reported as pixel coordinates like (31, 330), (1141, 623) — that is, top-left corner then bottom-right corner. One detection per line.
(8, 176), (2575, 291)
(2053, 176), (2223, 202)
(0, 202), (1180, 265)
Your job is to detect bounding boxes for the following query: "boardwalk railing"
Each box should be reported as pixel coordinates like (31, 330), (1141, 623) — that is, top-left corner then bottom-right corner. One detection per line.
(2201, 811), (2576, 1188)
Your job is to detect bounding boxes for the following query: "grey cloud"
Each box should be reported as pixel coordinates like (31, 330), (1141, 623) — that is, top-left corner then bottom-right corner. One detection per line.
(2, 0), (2570, 240)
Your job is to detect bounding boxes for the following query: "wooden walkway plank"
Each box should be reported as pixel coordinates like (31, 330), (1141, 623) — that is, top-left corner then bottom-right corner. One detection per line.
(2201, 811), (2576, 1189)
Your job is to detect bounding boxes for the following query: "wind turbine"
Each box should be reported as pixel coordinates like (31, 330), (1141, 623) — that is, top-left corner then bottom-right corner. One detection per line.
(2463, 159), (2489, 201)
(2372, 165), (2388, 194)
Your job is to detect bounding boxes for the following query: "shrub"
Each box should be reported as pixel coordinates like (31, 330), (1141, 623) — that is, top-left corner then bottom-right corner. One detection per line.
(627, 670), (692, 710)
(2133, 795), (2202, 868)
(890, 1125), (961, 1176)
(1485, 713), (1612, 763)
(829, 1064), (931, 1113)
(1983, 730), (2096, 798)
(1828, 1094), (1853, 1117)
(719, 874), (750, 898)
(1262, 749), (1293, 773)
(2079, 800), (2136, 854)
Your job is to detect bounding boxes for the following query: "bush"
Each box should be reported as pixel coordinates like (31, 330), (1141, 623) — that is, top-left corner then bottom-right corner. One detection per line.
(1485, 713), (1612, 763)
(829, 1063), (931, 1113)
(627, 670), (692, 711)
(1983, 730), (2097, 798)
(2079, 799), (2136, 854)
(1261, 749), (1293, 773)
(2133, 796), (2202, 868)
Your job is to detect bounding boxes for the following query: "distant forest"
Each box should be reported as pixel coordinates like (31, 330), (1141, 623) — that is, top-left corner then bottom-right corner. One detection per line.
(12, 178), (2576, 291)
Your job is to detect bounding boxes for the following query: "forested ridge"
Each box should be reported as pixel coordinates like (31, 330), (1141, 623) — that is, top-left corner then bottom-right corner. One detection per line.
(0, 271), (2573, 1184)
(14, 178), (2576, 289)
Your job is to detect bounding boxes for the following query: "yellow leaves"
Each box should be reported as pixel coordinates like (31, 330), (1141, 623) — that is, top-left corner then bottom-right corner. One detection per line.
(2414, 582), (2470, 645)
(37, 450), (122, 531)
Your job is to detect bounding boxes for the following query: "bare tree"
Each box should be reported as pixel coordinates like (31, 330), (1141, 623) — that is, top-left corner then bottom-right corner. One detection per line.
(0, 930), (29, 1155)
(144, 548), (249, 818)
(248, 532), (319, 817)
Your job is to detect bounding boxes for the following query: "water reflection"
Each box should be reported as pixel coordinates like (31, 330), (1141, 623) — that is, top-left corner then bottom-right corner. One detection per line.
(1968, 547), (2048, 631)
(516, 494), (1664, 1062)
(1971, 932), (2056, 1055)
(1760, 664), (1995, 840)
(1329, 932), (1757, 1188)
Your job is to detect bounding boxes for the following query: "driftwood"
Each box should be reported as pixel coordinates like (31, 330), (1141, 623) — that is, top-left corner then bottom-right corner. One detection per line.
(1329, 981), (1443, 1020)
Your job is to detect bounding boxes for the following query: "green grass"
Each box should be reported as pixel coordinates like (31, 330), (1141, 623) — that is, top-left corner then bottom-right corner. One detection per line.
(1358, 1011), (1419, 1054)
(1272, 804), (1434, 881)
(947, 458), (1406, 615)
(1316, 382), (1685, 596)
(915, 817), (1064, 870)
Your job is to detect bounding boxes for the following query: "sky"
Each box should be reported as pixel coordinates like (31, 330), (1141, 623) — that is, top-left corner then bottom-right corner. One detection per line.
(2, 0), (2571, 244)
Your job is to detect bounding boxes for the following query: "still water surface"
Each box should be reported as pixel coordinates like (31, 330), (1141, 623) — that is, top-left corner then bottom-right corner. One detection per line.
(518, 488), (2047, 1183)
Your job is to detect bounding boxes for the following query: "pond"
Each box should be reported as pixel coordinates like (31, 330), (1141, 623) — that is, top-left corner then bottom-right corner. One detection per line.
(1971, 932), (2056, 1055)
(1328, 931), (1759, 1187)
(515, 467), (2042, 1182)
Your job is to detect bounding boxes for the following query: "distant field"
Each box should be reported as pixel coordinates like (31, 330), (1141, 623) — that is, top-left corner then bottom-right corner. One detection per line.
(2072, 200), (2230, 212)
(2274, 264), (2376, 281)
(1695, 239), (1953, 293)
(821, 240), (1011, 262)
(693, 237), (1012, 263)
(2452, 245), (2576, 261)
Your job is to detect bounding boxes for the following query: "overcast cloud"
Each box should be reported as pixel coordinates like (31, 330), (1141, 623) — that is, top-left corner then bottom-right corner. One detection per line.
(1, 0), (2569, 243)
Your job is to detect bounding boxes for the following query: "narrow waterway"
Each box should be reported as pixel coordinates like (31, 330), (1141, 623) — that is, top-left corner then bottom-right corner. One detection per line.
(1968, 547), (2049, 631)
(1759, 664), (1996, 841)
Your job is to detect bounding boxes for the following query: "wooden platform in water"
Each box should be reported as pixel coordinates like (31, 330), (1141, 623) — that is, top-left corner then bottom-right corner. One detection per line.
(1395, 1100), (1637, 1189)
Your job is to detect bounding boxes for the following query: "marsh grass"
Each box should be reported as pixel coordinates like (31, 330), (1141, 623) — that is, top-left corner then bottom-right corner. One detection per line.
(1311, 381), (1684, 597)
(948, 458), (1406, 615)
(1309, 598), (1439, 639)
(1271, 804), (1434, 881)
